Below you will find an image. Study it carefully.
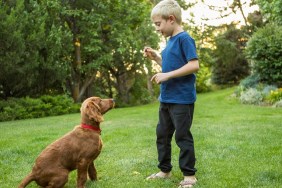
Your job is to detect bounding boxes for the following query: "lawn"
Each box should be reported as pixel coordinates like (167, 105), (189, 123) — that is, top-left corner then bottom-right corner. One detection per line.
(0, 88), (281, 188)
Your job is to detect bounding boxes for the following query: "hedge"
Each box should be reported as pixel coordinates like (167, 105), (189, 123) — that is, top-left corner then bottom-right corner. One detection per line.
(0, 95), (80, 122)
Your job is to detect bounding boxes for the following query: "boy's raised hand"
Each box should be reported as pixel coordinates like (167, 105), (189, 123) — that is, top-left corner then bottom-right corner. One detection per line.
(143, 47), (162, 66)
(143, 47), (158, 61)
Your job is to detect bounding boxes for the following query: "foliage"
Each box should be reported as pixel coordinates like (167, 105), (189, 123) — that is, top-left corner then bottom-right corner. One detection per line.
(0, 0), (159, 105)
(0, 95), (80, 122)
(236, 82), (282, 106)
(247, 10), (264, 31)
(273, 100), (282, 107)
(1, 88), (282, 187)
(0, 1), (71, 99)
(255, 0), (282, 25)
(211, 24), (250, 85)
(261, 85), (278, 97)
(100, 0), (159, 104)
(127, 72), (157, 106)
(196, 65), (211, 93)
(1, 0), (269, 106)
(245, 24), (282, 87)
(238, 1), (282, 106)
(265, 88), (282, 104)
(239, 88), (263, 105)
(239, 74), (260, 89)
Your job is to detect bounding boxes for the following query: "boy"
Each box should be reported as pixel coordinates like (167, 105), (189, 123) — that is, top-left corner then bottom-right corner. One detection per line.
(143, 0), (199, 187)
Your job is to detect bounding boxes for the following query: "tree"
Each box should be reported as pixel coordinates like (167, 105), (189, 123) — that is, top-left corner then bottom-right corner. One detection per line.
(0, 1), (27, 98)
(0, 0), (70, 99)
(100, 0), (159, 104)
(0, 0), (160, 105)
(245, 24), (282, 86)
(56, 0), (107, 102)
(211, 24), (250, 85)
(241, 0), (282, 87)
(181, 0), (261, 89)
(255, 0), (282, 25)
(49, 0), (160, 104)
(230, 0), (249, 26)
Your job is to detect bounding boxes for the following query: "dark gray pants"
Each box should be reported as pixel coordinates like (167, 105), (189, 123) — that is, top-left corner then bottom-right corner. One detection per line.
(156, 103), (197, 176)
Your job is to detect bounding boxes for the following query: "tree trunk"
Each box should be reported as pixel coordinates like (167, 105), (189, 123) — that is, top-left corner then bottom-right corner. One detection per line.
(72, 37), (81, 102)
(116, 72), (135, 104)
(146, 65), (154, 98)
(77, 71), (97, 102)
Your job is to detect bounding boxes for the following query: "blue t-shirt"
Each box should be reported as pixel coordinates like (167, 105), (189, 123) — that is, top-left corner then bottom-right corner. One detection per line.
(160, 31), (198, 104)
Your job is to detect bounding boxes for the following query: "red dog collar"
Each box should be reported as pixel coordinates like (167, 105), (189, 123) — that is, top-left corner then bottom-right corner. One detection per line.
(81, 124), (101, 134)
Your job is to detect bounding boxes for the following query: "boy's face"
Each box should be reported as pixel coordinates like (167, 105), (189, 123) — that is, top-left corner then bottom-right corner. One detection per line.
(152, 15), (173, 37)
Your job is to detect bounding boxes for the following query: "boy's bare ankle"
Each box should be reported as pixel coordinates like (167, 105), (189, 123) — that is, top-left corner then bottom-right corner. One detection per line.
(157, 171), (171, 177)
(184, 175), (197, 181)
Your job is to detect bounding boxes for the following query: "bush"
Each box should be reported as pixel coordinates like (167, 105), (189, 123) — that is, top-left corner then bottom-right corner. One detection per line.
(0, 95), (80, 122)
(236, 83), (282, 107)
(212, 24), (250, 85)
(239, 74), (260, 89)
(245, 24), (282, 86)
(196, 65), (211, 93)
(266, 88), (282, 104)
(261, 85), (278, 97)
(239, 88), (263, 105)
(273, 100), (282, 108)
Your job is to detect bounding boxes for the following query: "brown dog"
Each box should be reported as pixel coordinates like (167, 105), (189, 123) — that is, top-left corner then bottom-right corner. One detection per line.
(18, 97), (115, 188)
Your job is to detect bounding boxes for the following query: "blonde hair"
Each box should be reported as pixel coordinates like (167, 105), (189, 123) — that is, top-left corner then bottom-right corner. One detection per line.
(151, 0), (182, 24)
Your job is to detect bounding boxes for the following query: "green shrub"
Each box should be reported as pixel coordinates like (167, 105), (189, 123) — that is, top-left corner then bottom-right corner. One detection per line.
(239, 88), (263, 105)
(236, 83), (282, 107)
(273, 100), (282, 107)
(245, 24), (282, 86)
(212, 24), (250, 85)
(266, 88), (282, 104)
(196, 65), (211, 93)
(0, 95), (80, 122)
(234, 74), (260, 97)
(239, 74), (260, 89)
(261, 85), (278, 98)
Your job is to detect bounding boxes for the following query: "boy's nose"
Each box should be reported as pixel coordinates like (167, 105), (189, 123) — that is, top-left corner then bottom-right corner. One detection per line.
(155, 28), (160, 33)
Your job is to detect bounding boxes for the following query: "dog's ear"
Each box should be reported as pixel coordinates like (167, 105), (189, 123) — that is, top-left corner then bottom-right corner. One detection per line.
(86, 101), (104, 122)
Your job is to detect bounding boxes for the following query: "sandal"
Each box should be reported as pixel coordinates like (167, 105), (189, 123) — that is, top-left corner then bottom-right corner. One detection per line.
(146, 172), (171, 180)
(178, 178), (197, 188)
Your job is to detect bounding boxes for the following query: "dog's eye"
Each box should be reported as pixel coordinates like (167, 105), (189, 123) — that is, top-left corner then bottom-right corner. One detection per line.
(98, 99), (102, 104)
(95, 99), (102, 106)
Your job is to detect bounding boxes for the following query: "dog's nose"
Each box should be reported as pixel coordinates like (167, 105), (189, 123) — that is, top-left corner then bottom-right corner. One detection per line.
(111, 99), (115, 108)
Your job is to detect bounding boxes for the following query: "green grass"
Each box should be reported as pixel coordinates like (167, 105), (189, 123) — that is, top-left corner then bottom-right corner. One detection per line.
(1, 88), (281, 188)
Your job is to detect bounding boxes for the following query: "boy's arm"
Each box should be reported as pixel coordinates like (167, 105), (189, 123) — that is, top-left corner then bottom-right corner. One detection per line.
(151, 59), (199, 84)
(144, 47), (162, 66)
(168, 59), (199, 78)
(153, 55), (162, 66)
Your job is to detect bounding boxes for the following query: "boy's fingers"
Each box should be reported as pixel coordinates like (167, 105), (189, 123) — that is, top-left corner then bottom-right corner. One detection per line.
(151, 74), (161, 84)
(151, 74), (156, 82)
(143, 48), (151, 57)
(144, 47), (150, 53)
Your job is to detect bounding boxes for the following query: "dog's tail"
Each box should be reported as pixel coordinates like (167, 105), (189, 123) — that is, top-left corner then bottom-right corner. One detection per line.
(18, 173), (34, 188)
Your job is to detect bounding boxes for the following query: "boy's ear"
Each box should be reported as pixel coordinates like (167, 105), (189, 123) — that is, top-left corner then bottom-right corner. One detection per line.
(168, 15), (176, 23)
